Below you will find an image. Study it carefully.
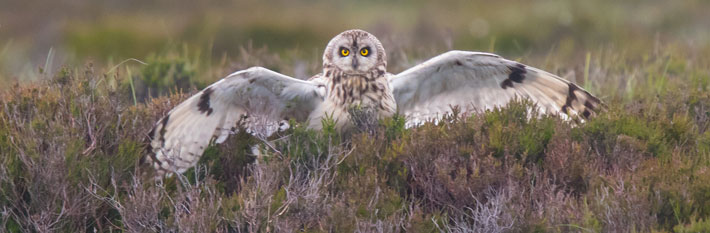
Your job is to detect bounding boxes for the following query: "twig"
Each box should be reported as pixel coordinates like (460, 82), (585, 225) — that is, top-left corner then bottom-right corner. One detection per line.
(255, 136), (282, 156)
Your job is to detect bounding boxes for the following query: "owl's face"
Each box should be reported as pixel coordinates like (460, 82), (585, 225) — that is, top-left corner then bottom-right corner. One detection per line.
(323, 30), (386, 74)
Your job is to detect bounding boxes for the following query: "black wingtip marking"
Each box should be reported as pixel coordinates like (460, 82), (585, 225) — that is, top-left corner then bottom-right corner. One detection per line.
(143, 113), (169, 166)
(197, 87), (214, 116)
(500, 63), (527, 89)
(584, 100), (595, 110)
(561, 83), (580, 114)
(509, 63), (526, 83)
(568, 83), (579, 100)
(582, 109), (591, 119)
(158, 114), (170, 142)
(500, 79), (514, 89)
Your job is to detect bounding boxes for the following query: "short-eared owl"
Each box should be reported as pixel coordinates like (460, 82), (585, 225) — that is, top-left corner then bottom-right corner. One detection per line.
(145, 29), (602, 176)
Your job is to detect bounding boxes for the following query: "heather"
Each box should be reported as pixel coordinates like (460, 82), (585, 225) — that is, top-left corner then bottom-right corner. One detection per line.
(2, 0), (710, 232)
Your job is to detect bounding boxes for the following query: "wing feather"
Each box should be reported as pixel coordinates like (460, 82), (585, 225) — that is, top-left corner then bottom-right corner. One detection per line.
(390, 51), (602, 123)
(144, 67), (325, 176)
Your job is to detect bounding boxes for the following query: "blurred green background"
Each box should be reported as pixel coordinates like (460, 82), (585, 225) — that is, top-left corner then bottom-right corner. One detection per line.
(1, 0), (709, 83)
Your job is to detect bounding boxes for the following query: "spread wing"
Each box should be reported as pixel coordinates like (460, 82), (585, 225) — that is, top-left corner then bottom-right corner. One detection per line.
(144, 67), (325, 176)
(389, 50), (602, 123)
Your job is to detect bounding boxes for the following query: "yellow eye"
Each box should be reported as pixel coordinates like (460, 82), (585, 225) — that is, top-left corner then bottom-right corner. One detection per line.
(340, 48), (350, 56)
(360, 48), (369, 56)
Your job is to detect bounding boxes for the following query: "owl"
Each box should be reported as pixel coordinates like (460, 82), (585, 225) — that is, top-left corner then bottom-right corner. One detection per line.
(144, 29), (602, 176)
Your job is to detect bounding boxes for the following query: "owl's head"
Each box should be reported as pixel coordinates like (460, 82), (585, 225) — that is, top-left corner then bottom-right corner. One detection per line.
(323, 29), (386, 74)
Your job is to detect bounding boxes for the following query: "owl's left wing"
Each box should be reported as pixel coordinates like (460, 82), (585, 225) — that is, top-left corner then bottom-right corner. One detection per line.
(389, 51), (602, 122)
(144, 67), (325, 176)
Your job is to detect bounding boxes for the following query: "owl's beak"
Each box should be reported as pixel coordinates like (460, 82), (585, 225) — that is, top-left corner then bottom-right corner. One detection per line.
(351, 57), (359, 69)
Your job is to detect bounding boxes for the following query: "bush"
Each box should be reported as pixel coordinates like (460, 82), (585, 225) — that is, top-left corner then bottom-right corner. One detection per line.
(2, 46), (710, 232)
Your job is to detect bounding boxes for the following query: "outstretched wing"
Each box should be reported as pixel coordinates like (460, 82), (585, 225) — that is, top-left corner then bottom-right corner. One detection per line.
(389, 50), (602, 123)
(144, 67), (325, 176)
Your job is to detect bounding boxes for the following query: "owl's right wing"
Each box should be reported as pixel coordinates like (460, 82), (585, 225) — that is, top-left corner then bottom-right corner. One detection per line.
(389, 51), (603, 123)
(144, 67), (325, 176)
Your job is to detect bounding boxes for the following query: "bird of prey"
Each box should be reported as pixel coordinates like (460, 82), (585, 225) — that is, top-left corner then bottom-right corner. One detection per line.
(144, 29), (602, 176)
